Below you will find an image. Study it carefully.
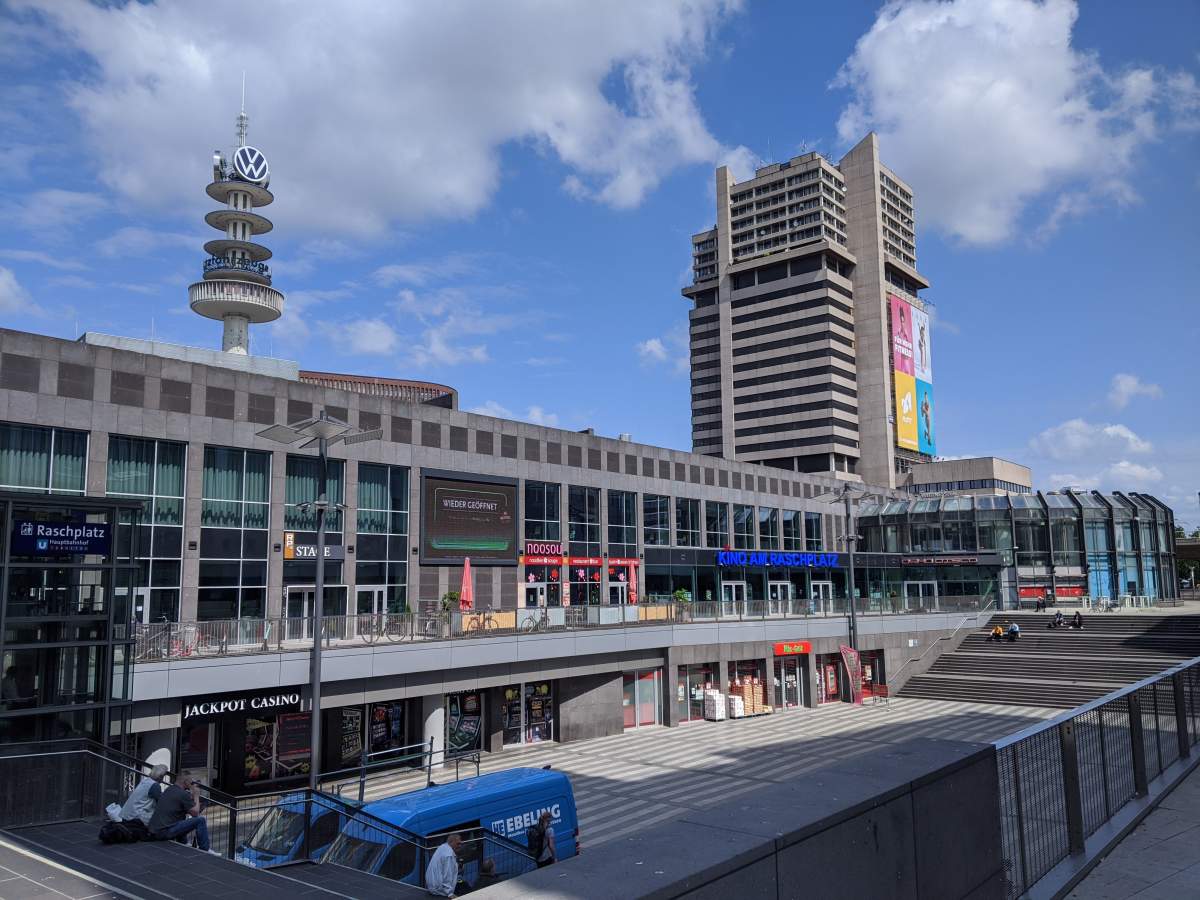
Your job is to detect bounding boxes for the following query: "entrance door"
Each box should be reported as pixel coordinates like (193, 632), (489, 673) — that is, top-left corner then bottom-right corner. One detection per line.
(285, 587), (312, 641)
(773, 658), (801, 709)
(608, 582), (628, 606)
(721, 581), (747, 616)
(524, 583), (547, 607)
(355, 587), (385, 637)
(811, 581), (834, 615)
(767, 581), (793, 615)
(903, 581), (938, 611)
(131, 588), (153, 624)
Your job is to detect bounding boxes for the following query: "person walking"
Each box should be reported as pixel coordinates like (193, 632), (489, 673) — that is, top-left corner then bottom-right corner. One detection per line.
(529, 810), (557, 869)
(425, 832), (462, 897)
(148, 770), (212, 852)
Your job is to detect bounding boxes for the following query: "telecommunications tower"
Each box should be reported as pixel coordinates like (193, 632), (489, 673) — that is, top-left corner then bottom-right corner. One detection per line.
(188, 95), (285, 354)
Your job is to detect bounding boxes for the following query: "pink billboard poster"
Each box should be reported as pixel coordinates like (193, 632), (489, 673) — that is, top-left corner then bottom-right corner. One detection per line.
(890, 294), (914, 375)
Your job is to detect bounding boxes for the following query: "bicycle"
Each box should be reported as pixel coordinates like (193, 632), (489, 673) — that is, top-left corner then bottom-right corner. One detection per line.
(359, 612), (414, 643)
(465, 610), (500, 636)
(519, 609), (550, 634)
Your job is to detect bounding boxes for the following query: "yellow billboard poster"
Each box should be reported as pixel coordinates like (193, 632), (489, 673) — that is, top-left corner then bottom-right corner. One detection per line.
(894, 370), (918, 451)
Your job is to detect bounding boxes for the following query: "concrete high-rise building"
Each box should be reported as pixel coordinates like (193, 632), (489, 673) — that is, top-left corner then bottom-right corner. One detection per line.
(682, 133), (932, 490)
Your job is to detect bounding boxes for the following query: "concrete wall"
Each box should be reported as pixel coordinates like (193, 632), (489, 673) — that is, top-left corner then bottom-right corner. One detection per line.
(557, 673), (625, 743)
(479, 737), (1003, 900)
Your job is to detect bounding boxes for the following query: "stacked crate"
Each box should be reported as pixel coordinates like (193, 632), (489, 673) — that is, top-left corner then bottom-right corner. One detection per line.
(730, 678), (770, 716)
(703, 689), (727, 721)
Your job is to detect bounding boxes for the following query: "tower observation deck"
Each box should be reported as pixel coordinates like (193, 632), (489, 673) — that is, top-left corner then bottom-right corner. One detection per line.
(188, 105), (285, 354)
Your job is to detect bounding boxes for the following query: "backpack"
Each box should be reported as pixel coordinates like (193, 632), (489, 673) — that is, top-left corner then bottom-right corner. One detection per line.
(99, 818), (149, 845)
(526, 823), (545, 858)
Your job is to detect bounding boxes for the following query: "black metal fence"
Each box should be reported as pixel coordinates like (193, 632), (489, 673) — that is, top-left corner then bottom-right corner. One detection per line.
(0, 739), (536, 890)
(995, 657), (1200, 897)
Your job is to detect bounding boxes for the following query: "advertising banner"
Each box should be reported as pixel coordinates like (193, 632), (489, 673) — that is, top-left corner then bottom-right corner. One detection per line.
(421, 472), (518, 564)
(889, 294), (914, 375)
(916, 378), (936, 455)
(894, 370), (918, 451)
(911, 304), (932, 383)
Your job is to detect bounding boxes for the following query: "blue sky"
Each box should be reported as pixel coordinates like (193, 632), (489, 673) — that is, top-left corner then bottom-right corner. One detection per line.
(0, 1), (1197, 526)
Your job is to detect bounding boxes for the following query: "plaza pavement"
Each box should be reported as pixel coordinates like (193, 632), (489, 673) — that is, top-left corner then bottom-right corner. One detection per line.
(332, 696), (1057, 849)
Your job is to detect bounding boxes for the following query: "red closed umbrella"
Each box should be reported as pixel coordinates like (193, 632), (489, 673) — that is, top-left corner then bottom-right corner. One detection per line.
(459, 557), (474, 611)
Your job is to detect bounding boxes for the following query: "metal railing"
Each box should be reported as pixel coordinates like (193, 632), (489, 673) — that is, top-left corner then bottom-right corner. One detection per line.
(994, 656), (1200, 898)
(0, 739), (534, 890)
(885, 599), (996, 689)
(133, 596), (995, 662)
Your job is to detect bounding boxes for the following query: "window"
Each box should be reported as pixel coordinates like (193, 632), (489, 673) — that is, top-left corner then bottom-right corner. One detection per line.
(568, 486), (600, 557)
(108, 436), (186, 621)
(643, 495), (670, 546)
(285, 455), (345, 533)
(804, 512), (822, 551)
(607, 490), (637, 557)
(524, 481), (561, 542)
(733, 504), (755, 549)
(198, 448), (271, 621)
(758, 507), (779, 550)
(355, 464), (409, 615)
(705, 501), (728, 548)
(675, 498), (700, 547)
(0, 423), (87, 494)
(202, 448), (270, 529)
(783, 510), (803, 551)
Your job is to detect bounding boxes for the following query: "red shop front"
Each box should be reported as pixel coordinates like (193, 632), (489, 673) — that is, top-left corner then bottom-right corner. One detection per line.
(607, 557), (639, 605)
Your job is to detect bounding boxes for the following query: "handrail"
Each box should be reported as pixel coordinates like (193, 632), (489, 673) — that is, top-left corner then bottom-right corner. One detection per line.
(886, 598), (995, 688)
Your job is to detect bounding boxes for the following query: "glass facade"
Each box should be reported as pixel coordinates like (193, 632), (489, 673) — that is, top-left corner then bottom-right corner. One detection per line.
(643, 494), (669, 546)
(107, 437), (184, 623)
(675, 498), (700, 547)
(355, 463), (409, 615)
(1, 494), (142, 747)
(524, 481), (560, 542)
(607, 490), (636, 557)
(567, 486), (600, 557)
(733, 504), (755, 549)
(705, 501), (728, 548)
(0, 423), (87, 495)
(198, 447), (270, 621)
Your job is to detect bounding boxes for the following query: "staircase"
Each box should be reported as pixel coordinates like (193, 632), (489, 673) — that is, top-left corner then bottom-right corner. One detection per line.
(897, 612), (1200, 708)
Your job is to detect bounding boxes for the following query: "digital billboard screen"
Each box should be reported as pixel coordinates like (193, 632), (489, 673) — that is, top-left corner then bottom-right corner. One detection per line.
(420, 470), (518, 564)
(891, 293), (935, 454)
(917, 379), (936, 456)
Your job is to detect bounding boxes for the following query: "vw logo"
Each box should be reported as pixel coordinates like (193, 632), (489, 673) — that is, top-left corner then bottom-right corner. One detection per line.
(233, 145), (270, 183)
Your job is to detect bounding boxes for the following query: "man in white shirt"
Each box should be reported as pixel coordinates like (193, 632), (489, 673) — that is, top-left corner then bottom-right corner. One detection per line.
(426, 833), (463, 897)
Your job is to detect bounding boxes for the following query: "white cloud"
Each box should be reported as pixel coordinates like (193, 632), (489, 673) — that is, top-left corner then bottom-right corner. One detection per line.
(19, 0), (752, 234)
(372, 254), (481, 288)
(635, 325), (690, 375)
(469, 400), (559, 427)
(1105, 460), (1163, 486)
(833, 0), (1199, 245)
(636, 337), (668, 362)
(95, 227), (197, 258)
(0, 266), (33, 312)
(328, 318), (400, 356)
(8, 189), (107, 233)
(1108, 373), (1162, 410)
(0, 248), (87, 271)
(1029, 418), (1152, 462)
(47, 274), (96, 289)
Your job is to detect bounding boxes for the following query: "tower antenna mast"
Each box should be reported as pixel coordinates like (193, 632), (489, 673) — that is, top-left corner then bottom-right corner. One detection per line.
(236, 72), (248, 147)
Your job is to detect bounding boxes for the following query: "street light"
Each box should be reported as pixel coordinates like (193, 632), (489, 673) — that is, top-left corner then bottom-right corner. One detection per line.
(812, 484), (883, 650)
(258, 410), (381, 791)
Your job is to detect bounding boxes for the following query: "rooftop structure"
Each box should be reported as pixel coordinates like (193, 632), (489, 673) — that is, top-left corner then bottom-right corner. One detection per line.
(188, 98), (285, 354)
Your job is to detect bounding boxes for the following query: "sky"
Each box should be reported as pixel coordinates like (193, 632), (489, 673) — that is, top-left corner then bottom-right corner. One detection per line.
(0, 0), (1197, 527)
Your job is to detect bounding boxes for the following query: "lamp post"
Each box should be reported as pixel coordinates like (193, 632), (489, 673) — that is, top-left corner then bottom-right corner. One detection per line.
(812, 484), (881, 651)
(257, 410), (381, 791)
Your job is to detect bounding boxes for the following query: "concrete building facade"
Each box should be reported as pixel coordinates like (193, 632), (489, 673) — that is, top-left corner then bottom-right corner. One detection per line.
(682, 133), (932, 490)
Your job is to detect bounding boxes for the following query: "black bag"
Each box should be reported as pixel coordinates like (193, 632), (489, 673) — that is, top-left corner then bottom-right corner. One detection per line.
(99, 819), (149, 844)
(526, 823), (544, 858)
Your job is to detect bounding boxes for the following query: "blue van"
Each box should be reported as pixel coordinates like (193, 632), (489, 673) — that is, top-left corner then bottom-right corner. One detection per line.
(323, 768), (578, 887)
(238, 792), (356, 867)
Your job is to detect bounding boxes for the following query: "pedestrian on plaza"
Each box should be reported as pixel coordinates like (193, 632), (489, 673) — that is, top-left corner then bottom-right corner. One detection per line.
(989, 623), (1004, 643)
(425, 832), (463, 897)
(1049, 610), (1064, 629)
(1006, 621), (1021, 642)
(147, 770), (212, 853)
(528, 810), (557, 869)
(1072, 611), (1084, 630)
(1035, 596), (1044, 612)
